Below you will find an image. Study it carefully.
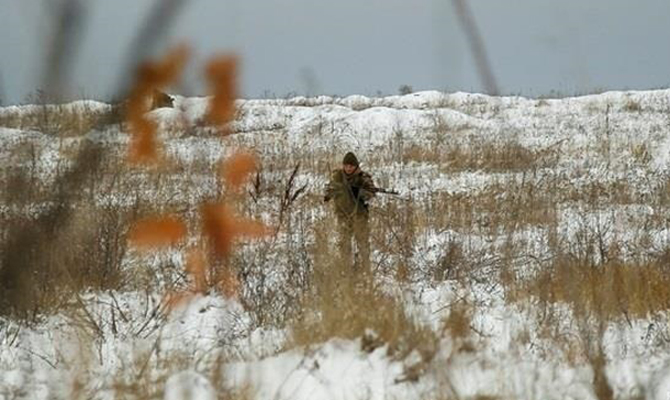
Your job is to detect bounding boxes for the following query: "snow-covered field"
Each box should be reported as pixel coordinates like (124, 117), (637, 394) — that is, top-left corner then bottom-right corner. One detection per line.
(2, 89), (670, 399)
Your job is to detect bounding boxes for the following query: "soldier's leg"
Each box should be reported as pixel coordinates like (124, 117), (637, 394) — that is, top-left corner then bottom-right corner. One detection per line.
(337, 216), (353, 268)
(354, 214), (371, 273)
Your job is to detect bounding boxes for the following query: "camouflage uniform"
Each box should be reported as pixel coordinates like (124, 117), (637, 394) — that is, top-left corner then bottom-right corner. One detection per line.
(324, 157), (376, 271)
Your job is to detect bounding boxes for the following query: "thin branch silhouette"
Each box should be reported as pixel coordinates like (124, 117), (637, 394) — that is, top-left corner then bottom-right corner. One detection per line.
(0, 70), (5, 106)
(451, 0), (499, 96)
(0, 142), (105, 319)
(115, 0), (188, 100)
(41, 0), (86, 100)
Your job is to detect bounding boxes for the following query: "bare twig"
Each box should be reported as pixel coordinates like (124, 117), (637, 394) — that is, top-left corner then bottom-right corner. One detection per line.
(249, 169), (263, 204)
(277, 163), (308, 230)
(0, 69), (6, 106)
(114, 0), (188, 99)
(41, 0), (86, 100)
(451, 0), (499, 95)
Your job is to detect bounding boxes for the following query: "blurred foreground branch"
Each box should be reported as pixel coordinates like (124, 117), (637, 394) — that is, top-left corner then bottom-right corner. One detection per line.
(115, 0), (188, 99)
(451, 0), (499, 95)
(41, 0), (86, 100)
(0, 142), (105, 319)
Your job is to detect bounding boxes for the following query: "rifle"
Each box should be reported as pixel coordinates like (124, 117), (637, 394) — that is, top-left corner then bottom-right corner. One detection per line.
(327, 185), (401, 202)
(368, 187), (400, 195)
(349, 186), (400, 196)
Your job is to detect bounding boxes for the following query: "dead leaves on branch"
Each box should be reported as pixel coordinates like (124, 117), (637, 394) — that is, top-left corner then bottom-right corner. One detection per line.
(127, 45), (189, 165)
(165, 239), (245, 310)
(128, 215), (187, 250)
(125, 48), (238, 165)
(125, 49), (264, 306)
(201, 203), (269, 258)
(205, 55), (238, 127)
(219, 151), (258, 191)
(127, 161), (268, 304)
(161, 268), (240, 312)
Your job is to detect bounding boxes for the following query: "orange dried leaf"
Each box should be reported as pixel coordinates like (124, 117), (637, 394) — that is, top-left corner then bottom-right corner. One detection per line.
(201, 203), (269, 257)
(136, 45), (190, 89)
(220, 152), (257, 190)
(128, 118), (160, 164)
(201, 204), (235, 257)
(233, 219), (271, 239)
(125, 45), (190, 165)
(205, 55), (238, 126)
(128, 216), (187, 250)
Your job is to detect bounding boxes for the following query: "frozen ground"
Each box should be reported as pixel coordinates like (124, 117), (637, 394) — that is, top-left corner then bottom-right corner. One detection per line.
(2, 89), (670, 399)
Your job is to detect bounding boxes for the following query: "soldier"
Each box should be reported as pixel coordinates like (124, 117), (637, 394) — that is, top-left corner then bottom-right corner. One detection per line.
(324, 152), (376, 271)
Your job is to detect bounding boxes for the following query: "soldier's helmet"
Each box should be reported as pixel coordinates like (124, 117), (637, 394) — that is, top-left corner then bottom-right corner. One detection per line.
(343, 152), (359, 167)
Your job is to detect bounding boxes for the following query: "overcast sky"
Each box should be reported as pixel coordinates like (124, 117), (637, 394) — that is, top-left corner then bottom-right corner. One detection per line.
(0, 0), (669, 104)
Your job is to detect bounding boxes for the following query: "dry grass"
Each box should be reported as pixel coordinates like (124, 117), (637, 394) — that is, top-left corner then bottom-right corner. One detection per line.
(106, 349), (254, 400)
(422, 180), (557, 234)
(395, 135), (556, 174)
(286, 210), (437, 363)
(439, 139), (556, 173)
(0, 202), (140, 320)
(512, 253), (670, 324)
(290, 251), (439, 368)
(501, 217), (669, 399)
(0, 142), (127, 320)
(0, 101), (122, 137)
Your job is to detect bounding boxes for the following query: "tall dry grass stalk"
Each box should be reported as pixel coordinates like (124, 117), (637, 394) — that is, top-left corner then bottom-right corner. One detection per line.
(290, 218), (439, 367)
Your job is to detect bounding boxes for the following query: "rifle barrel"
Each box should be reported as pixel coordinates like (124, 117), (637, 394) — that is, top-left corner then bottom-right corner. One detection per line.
(372, 188), (399, 195)
(352, 185), (400, 195)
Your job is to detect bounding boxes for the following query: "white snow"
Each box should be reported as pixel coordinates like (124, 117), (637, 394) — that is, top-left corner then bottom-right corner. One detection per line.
(164, 371), (215, 400)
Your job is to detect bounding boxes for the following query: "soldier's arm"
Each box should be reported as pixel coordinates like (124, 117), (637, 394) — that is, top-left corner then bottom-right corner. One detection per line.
(324, 170), (340, 201)
(359, 173), (376, 202)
